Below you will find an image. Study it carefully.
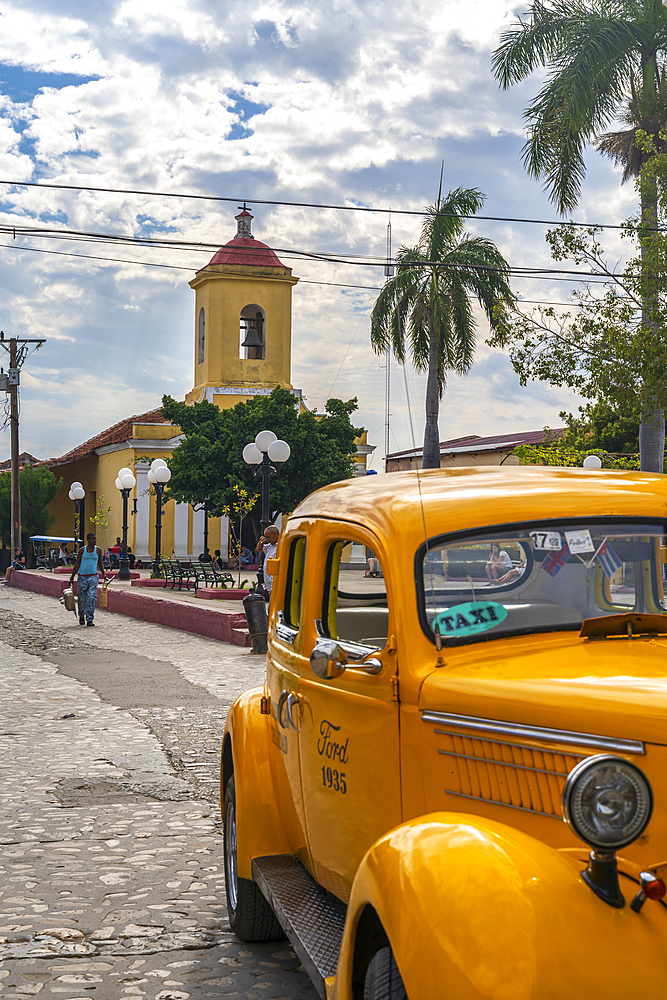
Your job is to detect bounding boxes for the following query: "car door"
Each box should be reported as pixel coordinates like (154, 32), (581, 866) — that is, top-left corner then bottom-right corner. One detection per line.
(266, 532), (309, 865)
(296, 525), (401, 903)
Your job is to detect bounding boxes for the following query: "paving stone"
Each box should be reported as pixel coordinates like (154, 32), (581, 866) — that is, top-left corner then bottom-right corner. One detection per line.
(0, 587), (318, 1000)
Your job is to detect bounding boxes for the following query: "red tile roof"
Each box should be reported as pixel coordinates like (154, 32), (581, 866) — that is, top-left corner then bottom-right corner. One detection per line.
(388, 428), (565, 460)
(50, 406), (172, 466)
(203, 236), (287, 269)
(0, 451), (44, 472)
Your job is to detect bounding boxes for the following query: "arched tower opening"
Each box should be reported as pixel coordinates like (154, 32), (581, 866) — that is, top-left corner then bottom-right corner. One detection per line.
(198, 307), (205, 364)
(239, 304), (266, 360)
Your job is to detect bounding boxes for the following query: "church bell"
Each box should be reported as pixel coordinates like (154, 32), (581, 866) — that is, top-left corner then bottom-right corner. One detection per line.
(241, 319), (263, 349)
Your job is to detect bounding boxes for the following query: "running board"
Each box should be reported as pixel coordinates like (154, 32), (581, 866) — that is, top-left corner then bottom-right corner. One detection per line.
(251, 854), (347, 999)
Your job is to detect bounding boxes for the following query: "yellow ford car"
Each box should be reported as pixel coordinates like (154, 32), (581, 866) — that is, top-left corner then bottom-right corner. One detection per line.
(221, 466), (667, 1000)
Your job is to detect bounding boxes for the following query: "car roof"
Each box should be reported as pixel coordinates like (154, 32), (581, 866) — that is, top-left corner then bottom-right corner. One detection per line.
(288, 466), (667, 542)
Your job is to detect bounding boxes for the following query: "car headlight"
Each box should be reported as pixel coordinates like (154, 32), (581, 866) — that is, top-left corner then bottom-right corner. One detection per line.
(562, 754), (653, 850)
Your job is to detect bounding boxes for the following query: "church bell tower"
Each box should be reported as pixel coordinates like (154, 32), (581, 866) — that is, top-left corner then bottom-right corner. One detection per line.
(186, 208), (300, 408)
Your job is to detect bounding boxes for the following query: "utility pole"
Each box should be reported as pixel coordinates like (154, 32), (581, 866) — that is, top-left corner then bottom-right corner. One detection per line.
(0, 332), (46, 557)
(383, 218), (394, 471)
(9, 337), (19, 555)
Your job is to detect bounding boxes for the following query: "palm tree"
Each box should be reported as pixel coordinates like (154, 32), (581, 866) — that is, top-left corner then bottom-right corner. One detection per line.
(370, 186), (513, 469)
(492, 0), (667, 471)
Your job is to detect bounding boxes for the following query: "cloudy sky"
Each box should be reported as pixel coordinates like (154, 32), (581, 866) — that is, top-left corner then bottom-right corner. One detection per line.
(0, 0), (640, 467)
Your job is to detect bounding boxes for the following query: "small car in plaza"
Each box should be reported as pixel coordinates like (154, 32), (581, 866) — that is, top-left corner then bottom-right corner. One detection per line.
(221, 466), (667, 999)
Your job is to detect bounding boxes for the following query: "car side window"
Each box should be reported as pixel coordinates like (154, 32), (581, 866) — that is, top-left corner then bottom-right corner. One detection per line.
(284, 536), (307, 629)
(321, 540), (388, 650)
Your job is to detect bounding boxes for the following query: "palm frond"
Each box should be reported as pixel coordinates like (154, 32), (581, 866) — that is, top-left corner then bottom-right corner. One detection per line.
(492, 0), (583, 87)
(493, 0), (645, 211)
(371, 188), (513, 406)
(594, 69), (667, 179)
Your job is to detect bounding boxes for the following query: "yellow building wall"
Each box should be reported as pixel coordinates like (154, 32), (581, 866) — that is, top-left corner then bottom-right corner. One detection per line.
(48, 435), (227, 564)
(212, 394), (257, 410)
(387, 449), (522, 472)
(133, 424), (177, 440)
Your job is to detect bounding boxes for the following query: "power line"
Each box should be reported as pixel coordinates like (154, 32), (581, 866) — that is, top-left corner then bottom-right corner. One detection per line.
(0, 228), (630, 283)
(0, 219), (614, 273)
(0, 177), (657, 232)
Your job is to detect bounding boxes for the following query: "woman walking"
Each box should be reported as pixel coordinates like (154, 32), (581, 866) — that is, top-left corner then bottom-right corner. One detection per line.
(70, 533), (108, 626)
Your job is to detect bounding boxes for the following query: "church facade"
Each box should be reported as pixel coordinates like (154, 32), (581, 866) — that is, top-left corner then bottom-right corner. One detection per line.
(47, 210), (373, 562)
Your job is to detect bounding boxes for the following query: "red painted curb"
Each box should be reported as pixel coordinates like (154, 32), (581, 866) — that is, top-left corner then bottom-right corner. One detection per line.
(196, 588), (250, 600)
(7, 571), (251, 646)
(53, 567), (140, 579)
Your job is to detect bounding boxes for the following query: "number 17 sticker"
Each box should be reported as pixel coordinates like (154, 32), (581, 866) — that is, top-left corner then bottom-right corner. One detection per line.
(529, 530), (562, 550)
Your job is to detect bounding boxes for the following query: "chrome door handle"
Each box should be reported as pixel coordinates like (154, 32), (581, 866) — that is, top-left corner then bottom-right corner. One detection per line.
(286, 692), (301, 732)
(277, 690), (290, 729)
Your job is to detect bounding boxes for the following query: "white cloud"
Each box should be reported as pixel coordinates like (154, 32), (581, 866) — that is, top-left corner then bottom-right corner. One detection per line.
(0, 0), (638, 464)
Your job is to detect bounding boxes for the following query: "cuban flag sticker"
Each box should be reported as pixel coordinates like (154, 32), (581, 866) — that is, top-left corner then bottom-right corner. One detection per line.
(596, 539), (622, 579)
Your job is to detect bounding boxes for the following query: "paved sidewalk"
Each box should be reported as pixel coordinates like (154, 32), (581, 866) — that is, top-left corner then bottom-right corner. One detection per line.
(0, 587), (318, 1000)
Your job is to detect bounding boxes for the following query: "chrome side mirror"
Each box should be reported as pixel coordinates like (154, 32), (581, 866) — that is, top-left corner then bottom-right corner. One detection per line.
(310, 640), (348, 679)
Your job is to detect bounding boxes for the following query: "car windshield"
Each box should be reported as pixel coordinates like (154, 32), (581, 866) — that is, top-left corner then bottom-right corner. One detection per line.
(420, 520), (667, 643)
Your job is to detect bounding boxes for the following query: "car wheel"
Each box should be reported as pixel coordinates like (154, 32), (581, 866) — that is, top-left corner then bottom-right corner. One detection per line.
(364, 946), (407, 1000)
(223, 774), (285, 941)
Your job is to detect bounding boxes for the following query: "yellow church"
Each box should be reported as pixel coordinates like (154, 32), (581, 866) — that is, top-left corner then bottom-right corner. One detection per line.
(47, 209), (374, 562)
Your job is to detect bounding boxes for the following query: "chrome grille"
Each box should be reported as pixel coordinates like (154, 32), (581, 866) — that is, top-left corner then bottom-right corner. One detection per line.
(434, 729), (586, 819)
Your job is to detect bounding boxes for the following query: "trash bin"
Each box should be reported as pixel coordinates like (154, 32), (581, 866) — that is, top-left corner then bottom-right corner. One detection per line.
(243, 592), (268, 655)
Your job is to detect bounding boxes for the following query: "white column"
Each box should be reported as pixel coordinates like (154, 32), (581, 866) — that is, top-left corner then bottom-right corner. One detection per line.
(220, 515), (229, 562)
(192, 505), (205, 557)
(174, 502), (188, 557)
(134, 465), (151, 559)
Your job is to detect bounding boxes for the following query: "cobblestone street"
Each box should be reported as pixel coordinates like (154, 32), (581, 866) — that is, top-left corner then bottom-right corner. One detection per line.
(0, 587), (318, 1000)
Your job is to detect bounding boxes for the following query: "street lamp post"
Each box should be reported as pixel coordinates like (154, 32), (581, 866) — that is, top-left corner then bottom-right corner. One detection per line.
(193, 499), (210, 557)
(241, 430), (290, 647)
(147, 459), (171, 576)
(114, 467), (137, 581)
(68, 482), (85, 549)
(242, 430), (291, 533)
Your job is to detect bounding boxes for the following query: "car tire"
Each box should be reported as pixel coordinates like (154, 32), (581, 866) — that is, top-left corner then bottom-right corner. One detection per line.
(223, 774), (285, 942)
(364, 946), (407, 1000)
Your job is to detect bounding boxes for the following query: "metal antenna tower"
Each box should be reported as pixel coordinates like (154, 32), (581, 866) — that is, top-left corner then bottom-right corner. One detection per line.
(383, 217), (394, 471)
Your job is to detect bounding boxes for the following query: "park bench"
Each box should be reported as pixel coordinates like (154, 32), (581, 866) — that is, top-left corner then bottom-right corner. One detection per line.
(159, 558), (195, 591)
(160, 559), (180, 589)
(176, 560), (198, 590)
(192, 563), (234, 591)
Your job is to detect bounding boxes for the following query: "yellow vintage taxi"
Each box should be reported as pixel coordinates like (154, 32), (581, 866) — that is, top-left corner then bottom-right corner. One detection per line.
(221, 466), (667, 999)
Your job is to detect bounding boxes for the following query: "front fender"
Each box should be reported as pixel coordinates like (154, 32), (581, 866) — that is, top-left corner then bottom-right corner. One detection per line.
(222, 686), (292, 879)
(336, 812), (667, 1000)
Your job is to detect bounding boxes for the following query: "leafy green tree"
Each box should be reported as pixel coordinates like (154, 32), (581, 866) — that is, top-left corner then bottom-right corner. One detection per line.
(161, 387), (361, 523)
(514, 441), (640, 469)
(492, 0), (667, 471)
(560, 400), (641, 453)
(0, 464), (63, 548)
(491, 222), (667, 433)
(370, 185), (513, 469)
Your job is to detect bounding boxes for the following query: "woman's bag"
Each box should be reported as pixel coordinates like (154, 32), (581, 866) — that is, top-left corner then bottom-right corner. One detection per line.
(60, 587), (76, 613)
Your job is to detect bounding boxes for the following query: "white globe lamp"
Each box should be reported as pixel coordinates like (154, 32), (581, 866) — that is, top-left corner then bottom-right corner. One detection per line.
(243, 442), (263, 466)
(155, 465), (171, 484)
(268, 439), (290, 464)
(255, 429), (277, 453)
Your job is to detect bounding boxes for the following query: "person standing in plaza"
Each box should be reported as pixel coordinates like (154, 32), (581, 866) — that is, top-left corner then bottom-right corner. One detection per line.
(70, 532), (107, 626)
(256, 525), (280, 598)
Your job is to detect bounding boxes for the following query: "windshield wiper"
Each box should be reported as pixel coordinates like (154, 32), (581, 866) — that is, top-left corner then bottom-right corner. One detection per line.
(581, 612), (667, 640)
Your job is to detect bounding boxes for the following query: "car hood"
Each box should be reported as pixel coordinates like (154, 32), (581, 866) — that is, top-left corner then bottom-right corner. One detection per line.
(418, 633), (667, 748)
